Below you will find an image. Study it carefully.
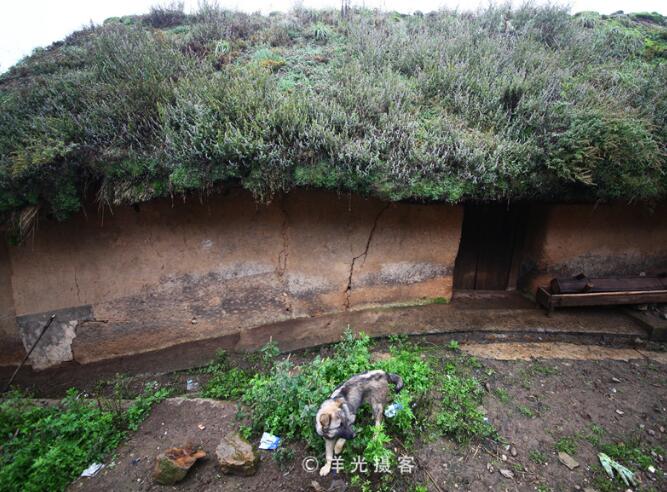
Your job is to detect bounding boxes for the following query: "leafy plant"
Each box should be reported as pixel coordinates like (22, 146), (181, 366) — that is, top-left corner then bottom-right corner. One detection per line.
(201, 349), (253, 399)
(0, 385), (169, 492)
(202, 367), (251, 400)
(436, 375), (495, 443)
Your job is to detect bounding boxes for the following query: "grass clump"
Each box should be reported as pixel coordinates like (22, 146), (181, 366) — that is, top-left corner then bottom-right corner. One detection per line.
(0, 384), (169, 492)
(494, 387), (510, 404)
(518, 405), (535, 418)
(555, 435), (578, 455)
(529, 449), (548, 464)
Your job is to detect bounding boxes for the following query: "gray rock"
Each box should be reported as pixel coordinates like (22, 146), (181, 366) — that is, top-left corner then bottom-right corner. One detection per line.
(216, 432), (259, 476)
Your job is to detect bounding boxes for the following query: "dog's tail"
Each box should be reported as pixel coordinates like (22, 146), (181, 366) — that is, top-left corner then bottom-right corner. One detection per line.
(387, 373), (404, 393)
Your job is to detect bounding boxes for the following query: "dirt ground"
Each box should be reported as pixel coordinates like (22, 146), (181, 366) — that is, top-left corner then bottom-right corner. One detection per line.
(69, 341), (667, 492)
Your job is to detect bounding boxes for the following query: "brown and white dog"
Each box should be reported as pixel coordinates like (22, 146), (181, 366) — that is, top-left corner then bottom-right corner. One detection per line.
(315, 369), (403, 476)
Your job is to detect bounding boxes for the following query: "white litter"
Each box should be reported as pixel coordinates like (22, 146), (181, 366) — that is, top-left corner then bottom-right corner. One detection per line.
(384, 402), (403, 418)
(598, 452), (637, 487)
(259, 432), (281, 450)
(80, 463), (105, 477)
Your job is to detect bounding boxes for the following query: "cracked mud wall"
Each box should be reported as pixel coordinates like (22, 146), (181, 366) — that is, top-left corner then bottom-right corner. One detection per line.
(0, 241), (22, 365)
(5, 190), (462, 369)
(518, 203), (667, 295)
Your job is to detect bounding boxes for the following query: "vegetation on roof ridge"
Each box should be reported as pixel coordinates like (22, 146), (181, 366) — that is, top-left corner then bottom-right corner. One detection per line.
(0, 3), (666, 229)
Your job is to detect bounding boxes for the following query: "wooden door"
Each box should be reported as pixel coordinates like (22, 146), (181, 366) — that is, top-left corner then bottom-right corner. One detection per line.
(453, 204), (522, 290)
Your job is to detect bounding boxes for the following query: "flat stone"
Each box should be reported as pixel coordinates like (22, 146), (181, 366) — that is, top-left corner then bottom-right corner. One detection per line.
(499, 469), (514, 479)
(216, 431), (258, 476)
(558, 451), (580, 470)
(152, 447), (206, 485)
(310, 481), (325, 492)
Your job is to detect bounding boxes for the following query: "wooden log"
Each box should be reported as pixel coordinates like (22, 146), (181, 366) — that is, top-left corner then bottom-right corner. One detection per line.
(550, 276), (667, 294)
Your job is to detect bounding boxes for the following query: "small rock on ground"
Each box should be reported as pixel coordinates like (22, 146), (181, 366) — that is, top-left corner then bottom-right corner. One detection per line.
(216, 432), (258, 476)
(558, 451), (580, 470)
(152, 447), (206, 485)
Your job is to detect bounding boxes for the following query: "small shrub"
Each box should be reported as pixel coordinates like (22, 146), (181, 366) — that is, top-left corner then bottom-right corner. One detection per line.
(436, 375), (495, 442)
(518, 405), (534, 418)
(145, 2), (187, 28)
(202, 367), (252, 400)
(201, 348), (253, 399)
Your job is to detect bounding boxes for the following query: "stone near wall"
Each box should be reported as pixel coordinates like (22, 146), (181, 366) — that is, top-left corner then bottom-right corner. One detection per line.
(152, 446), (206, 485)
(216, 432), (258, 476)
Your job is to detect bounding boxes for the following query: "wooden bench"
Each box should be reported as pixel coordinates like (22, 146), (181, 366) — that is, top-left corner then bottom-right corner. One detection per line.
(537, 274), (667, 313)
(537, 286), (667, 315)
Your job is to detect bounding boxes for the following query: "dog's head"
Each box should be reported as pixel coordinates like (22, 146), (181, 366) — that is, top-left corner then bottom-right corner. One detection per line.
(315, 399), (355, 440)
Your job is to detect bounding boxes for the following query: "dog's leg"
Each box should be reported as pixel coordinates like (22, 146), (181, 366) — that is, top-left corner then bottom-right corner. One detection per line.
(372, 403), (384, 426)
(319, 438), (335, 476)
(334, 438), (346, 454)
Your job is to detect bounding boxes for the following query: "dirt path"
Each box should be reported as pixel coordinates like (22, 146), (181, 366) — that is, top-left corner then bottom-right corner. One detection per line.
(462, 341), (667, 363)
(70, 343), (667, 492)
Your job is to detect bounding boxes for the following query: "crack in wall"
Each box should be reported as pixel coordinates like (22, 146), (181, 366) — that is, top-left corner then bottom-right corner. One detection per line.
(277, 198), (289, 278)
(277, 197), (293, 314)
(74, 268), (81, 303)
(344, 204), (390, 310)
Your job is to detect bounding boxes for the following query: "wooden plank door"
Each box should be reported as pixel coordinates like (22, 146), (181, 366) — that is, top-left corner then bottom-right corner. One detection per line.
(453, 204), (521, 290)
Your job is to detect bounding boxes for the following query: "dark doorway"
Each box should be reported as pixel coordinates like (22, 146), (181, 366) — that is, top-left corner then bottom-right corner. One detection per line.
(453, 204), (524, 290)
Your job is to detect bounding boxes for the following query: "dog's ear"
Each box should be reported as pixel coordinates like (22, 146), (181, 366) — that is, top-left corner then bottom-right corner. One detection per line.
(319, 414), (331, 427)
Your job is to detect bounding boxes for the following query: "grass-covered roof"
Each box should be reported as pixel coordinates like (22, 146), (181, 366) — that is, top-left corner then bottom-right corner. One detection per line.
(1, 4), (666, 227)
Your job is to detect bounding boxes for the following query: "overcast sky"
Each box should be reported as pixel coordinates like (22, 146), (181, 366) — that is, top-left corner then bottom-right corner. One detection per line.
(1, 0), (665, 72)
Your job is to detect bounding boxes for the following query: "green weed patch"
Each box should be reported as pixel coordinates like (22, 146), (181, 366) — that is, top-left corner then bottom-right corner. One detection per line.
(0, 385), (169, 492)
